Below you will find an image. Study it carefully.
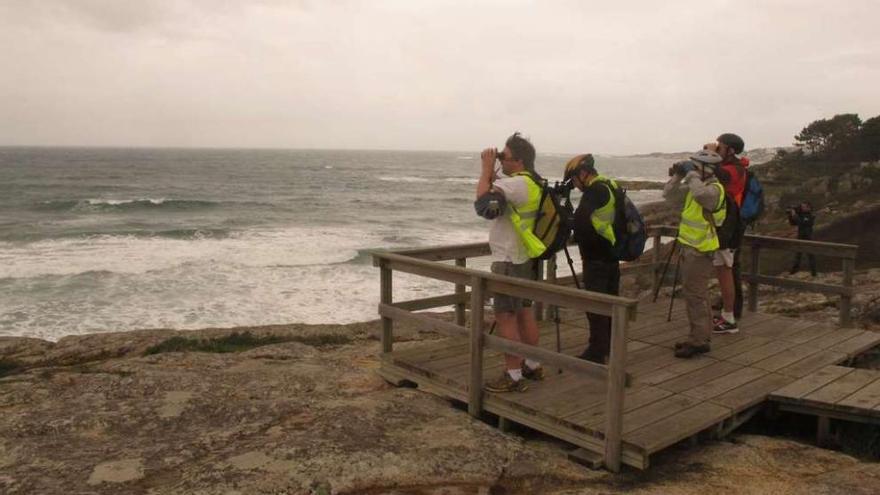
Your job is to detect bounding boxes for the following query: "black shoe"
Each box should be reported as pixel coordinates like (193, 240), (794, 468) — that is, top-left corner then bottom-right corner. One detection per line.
(674, 343), (710, 358)
(713, 317), (739, 335)
(577, 348), (606, 365)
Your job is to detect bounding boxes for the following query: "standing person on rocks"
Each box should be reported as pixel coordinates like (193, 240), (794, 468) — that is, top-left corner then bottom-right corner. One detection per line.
(474, 132), (543, 393)
(663, 150), (726, 358)
(709, 133), (748, 334)
(564, 154), (621, 364)
(789, 201), (817, 276)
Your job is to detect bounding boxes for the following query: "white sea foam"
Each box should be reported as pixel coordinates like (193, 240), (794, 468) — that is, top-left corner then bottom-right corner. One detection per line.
(378, 176), (429, 183)
(443, 177), (478, 184)
(0, 227), (410, 279)
(0, 226), (487, 339)
(85, 198), (168, 206)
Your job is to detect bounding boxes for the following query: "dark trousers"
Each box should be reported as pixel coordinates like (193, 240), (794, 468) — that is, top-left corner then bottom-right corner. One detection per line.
(733, 248), (743, 319)
(791, 252), (817, 275)
(582, 259), (621, 357)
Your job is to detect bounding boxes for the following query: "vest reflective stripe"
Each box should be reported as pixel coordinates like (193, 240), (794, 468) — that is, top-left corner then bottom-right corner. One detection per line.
(588, 176), (617, 246)
(507, 172), (545, 258)
(676, 182), (726, 252)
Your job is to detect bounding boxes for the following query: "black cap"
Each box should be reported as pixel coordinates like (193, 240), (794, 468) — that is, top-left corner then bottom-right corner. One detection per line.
(717, 133), (745, 154)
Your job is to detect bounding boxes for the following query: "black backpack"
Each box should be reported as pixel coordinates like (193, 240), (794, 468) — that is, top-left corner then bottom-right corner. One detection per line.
(709, 191), (742, 250)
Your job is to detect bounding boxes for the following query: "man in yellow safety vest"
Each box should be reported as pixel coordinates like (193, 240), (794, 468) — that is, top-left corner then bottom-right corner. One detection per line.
(475, 132), (544, 392)
(663, 149), (726, 358)
(564, 154), (621, 364)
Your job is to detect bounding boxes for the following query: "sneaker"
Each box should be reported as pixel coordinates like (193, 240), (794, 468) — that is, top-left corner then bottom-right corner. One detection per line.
(577, 348), (606, 365)
(713, 318), (739, 334)
(485, 372), (529, 393)
(674, 343), (710, 359)
(521, 363), (545, 381)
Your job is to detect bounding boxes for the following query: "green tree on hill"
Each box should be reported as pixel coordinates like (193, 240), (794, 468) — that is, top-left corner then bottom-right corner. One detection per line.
(794, 113), (862, 158)
(860, 115), (880, 161)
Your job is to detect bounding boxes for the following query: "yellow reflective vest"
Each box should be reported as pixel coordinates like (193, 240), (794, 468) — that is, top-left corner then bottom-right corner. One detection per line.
(677, 182), (726, 252)
(507, 172), (545, 258)
(586, 175), (618, 246)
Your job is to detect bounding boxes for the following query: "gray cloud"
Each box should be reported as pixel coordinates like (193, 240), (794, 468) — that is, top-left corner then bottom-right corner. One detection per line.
(1, 0), (878, 153)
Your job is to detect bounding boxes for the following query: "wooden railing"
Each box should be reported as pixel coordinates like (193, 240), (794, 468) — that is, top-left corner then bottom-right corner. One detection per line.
(648, 225), (858, 327)
(372, 246), (638, 472)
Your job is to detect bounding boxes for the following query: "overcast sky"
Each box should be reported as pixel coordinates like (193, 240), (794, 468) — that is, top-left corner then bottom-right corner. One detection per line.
(1, 0), (879, 154)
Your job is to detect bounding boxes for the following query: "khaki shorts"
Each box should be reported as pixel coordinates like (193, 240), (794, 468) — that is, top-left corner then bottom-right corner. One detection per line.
(712, 248), (735, 268)
(490, 261), (536, 313)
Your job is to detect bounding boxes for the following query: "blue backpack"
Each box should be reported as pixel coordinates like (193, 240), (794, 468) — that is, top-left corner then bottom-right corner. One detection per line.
(598, 180), (647, 262)
(739, 170), (765, 225)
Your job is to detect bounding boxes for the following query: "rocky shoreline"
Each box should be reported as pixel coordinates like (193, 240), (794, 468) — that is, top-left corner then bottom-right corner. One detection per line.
(2, 286), (880, 494)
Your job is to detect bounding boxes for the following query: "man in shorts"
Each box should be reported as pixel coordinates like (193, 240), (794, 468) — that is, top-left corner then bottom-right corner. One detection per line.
(474, 132), (543, 393)
(708, 134), (748, 334)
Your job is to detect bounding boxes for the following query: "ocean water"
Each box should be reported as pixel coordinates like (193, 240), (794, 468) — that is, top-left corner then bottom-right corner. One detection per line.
(0, 147), (672, 340)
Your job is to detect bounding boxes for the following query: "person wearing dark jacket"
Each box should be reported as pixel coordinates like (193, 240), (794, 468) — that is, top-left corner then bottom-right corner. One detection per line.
(789, 201), (817, 276)
(564, 154), (620, 364)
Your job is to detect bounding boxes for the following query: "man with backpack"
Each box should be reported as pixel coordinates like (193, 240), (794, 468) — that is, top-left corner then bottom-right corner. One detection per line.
(710, 133), (749, 333)
(474, 132), (543, 393)
(664, 150), (726, 358)
(564, 154), (621, 364)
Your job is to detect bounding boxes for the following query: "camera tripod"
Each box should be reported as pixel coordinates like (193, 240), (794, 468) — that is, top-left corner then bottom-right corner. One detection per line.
(651, 239), (681, 322)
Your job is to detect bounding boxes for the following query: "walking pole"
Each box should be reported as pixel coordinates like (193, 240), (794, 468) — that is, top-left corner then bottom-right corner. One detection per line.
(652, 240), (678, 303)
(666, 249), (682, 322)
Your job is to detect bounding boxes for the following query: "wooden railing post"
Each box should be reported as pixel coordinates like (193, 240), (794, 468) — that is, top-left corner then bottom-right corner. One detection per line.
(840, 258), (854, 327)
(455, 258), (467, 327)
(603, 304), (628, 472)
(468, 276), (485, 417)
(748, 244), (760, 312)
(380, 259), (394, 353)
(535, 261), (545, 321)
(651, 233), (662, 295)
(545, 255), (558, 320)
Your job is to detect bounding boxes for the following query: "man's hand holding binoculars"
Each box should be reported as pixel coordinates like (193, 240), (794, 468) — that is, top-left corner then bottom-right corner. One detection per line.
(668, 160), (697, 177)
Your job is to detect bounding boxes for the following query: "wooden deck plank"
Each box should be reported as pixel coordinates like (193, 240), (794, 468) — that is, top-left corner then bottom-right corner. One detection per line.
(564, 386), (673, 429)
(806, 368), (880, 405)
(727, 340), (796, 366)
(707, 336), (772, 360)
(624, 401), (731, 453)
(602, 394), (703, 437)
(711, 373), (792, 411)
(656, 361), (744, 393)
(746, 316), (816, 340)
(635, 355), (718, 385)
(777, 351), (848, 379)
(780, 323), (846, 345)
(836, 376), (880, 411)
(682, 366), (769, 401)
(828, 331), (880, 357)
(771, 365), (853, 400)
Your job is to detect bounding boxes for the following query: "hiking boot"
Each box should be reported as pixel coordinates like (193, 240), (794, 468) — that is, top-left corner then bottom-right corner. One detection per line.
(674, 343), (710, 359)
(521, 363), (545, 381)
(674, 341), (689, 350)
(577, 348), (606, 365)
(484, 372), (529, 393)
(713, 317), (739, 334)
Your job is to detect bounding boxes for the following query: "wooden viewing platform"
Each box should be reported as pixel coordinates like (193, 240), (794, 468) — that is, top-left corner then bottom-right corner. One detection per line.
(371, 226), (880, 471)
(379, 300), (880, 469)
